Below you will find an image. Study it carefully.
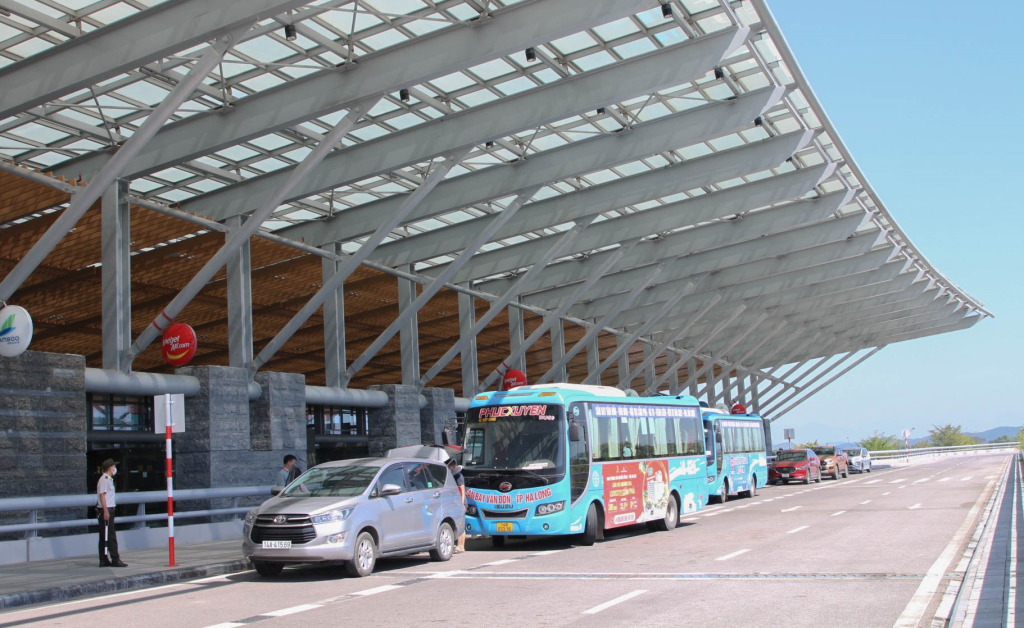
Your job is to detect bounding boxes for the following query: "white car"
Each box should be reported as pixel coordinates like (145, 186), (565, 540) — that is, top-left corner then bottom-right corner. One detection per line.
(844, 447), (872, 473)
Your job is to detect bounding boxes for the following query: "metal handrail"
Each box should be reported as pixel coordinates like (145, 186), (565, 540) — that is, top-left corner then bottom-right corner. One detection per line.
(0, 486), (272, 537)
(870, 442), (1018, 461)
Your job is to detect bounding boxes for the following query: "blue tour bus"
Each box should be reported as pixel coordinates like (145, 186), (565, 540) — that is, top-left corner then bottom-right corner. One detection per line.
(461, 384), (712, 546)
(701, 408), (768, 502)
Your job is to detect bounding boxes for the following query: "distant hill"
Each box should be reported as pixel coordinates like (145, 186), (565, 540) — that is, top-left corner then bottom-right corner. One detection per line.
(906, 426), (1020, 445)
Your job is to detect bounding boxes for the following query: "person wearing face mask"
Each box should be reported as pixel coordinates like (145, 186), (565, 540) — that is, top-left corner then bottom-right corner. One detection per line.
(97, 459), (127, 568)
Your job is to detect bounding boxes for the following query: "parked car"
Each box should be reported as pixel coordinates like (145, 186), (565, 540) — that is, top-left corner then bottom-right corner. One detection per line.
(244, 457), (465, 578)
(844, 446), (872, 473)
(768, 449), (822, 484)
(811, 446), (849, 479)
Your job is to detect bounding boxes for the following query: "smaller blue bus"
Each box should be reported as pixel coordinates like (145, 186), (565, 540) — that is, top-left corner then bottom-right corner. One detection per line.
(701, 409), (768, 502)
(461, 384), (713, 546)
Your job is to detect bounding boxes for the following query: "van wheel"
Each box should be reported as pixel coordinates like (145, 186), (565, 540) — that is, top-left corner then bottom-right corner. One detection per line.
(866, 465), (872, 473)
(430, 522), (454, 562)
(843, 467), (849, 479)
(345, 532), (377, 577)
(254, 561), (283, 577)
(491, 535), (505, 548)
(653, 495), (679, 532)
(579, 503), (599, 546)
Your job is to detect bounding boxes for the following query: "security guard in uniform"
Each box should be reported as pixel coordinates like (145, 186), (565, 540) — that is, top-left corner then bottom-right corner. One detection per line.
(97, 459), (128, 568)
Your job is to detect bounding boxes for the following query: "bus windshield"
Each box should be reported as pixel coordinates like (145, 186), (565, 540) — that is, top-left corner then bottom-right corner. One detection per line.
(463, 403), (565, 478)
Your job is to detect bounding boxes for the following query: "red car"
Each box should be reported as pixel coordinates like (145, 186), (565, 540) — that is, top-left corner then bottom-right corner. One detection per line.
(769, 449), (822, 485)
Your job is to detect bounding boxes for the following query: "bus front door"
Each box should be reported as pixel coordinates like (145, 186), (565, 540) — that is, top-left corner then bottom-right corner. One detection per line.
(703, 419), (717, 479)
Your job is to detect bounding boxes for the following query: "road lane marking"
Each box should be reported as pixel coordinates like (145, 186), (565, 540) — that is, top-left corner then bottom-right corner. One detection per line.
(262, 604), (323, 617)
(781, 506), (801, 512)
(890, 479), (906, 484)
(913, 478), (931, 484)
(938, 477), (952, 482)
(866, 479), (882, 484)
(485, 559), (518, 566)
(883, 492), (891, 495)
(1007, 465), (1018, 626)
(787, 526), (809, 534)
(352, 585), (404, 596)
(831, 511), (846, 517)
(893, 462), (1003, 628)
(861, 500), (872, 505)
(582, 590), (647, 614)
(532, 550), (564, 556)
(716, 549), (750, 561)
(961, 476), (973, 481)
(205, 624), (245, 628)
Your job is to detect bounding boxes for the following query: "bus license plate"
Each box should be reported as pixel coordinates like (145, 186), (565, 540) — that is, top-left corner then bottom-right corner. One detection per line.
(495, 522), (513, 533)
(262, 540), (291, 549)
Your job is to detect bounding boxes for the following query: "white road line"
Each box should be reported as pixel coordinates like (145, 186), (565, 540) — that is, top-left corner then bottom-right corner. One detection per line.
(985, 475), (996, 479)
(428, 570), (469, 579)
(485, 559), (518, 566)
(262, 604), (323, 617)
(787, 526), (809, 534)
(734, 504), (750, 509)
(961, 476), (973, 481)
(938, 477), (952, 482)
(898, 486), (907, 490)
(831, 511), (846, 517)
(913, 478), (931, 484)
(866, 479), (882, 484)
(703, 511), (723, 517)
(781, 506), (801, 512)
(532, 550), (564, 556)
(715, 549), (750, 561)
(1008, 466), (1018, 627)
(907, 503), (922, 510)
(890, 479), (906, 484)
(860, 500), (872, 505)
(352, 585), (404, 596)
(205, 624), (245, 628)
(893, 466), (1002, 628)
(582, 590), (648, 614)
(883, 492), (891, 496)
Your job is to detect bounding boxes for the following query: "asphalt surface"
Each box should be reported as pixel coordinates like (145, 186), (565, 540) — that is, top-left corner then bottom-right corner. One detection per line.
(0, 453), (1009, 628)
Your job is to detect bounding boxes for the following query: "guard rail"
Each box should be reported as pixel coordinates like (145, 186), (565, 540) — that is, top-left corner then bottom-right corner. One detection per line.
(870, 442), (1018, 461)
(0, 486), (272, 537)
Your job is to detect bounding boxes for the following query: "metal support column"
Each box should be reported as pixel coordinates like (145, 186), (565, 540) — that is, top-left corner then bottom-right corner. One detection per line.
(550, 320), (567, 383)
(508, 298), (526, 375)
(101, 180), (131, 373)
(617, 336), (632, 389)
(751, 377), (762, 414)
(397, 266), (420, 386)
(587, 338), (602, 386)
(669, 364), (681, 396)
(459, 289), (479, 397)
(225, 216), (253, 369)
(688, 358), (699, 397)
(643, 344), (656, 393)
(322, 243), (347, 388)
(0, 25), (251, 302)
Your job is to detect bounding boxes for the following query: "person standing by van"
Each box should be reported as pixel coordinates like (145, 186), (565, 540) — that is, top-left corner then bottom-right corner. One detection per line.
(97, 459), (127, 568)
(445, 458), (467, 554)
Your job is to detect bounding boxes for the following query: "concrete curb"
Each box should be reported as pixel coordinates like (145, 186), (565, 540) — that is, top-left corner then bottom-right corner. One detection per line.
(0, 558), (251, 610)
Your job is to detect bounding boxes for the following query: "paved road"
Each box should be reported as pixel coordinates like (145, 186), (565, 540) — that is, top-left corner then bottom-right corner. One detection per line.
(0, 454), (1009, 628)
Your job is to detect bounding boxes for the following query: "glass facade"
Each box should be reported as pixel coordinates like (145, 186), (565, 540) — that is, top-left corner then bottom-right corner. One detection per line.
(305, 404), (369, 466)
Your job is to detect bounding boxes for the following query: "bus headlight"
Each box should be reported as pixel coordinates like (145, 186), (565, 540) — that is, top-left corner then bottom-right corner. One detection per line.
(535, 501), (565, 516)
(465, 504), (478, 517)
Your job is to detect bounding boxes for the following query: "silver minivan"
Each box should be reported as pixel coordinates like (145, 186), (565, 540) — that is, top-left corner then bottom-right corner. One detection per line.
(243, 457), (465, 577)
(844, 446), (872, 473)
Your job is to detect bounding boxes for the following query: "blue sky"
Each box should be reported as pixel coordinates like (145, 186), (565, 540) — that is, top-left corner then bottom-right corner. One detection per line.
(762, 0), (1024, 445)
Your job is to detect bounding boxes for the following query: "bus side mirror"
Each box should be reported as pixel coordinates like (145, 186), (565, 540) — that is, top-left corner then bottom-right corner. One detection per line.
(568, 421), (582, 442)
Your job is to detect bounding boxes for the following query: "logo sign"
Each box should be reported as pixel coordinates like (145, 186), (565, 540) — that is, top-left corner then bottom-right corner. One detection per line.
(501, 368), (527, 390)
(273, 515), (288, 524)
(161, 323), (198, 367)
(498, 482), (512, 493)
(0, 305), (33, 358)
(731, 403), (747, 415)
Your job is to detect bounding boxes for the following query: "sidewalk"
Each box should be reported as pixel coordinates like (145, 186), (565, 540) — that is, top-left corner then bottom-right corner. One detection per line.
(0, 539), (250, 610)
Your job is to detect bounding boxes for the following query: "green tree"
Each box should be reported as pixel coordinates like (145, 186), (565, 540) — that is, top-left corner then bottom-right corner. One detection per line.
(1017, 427), (1024, 451)
(925, 424), (980, 447)
(858, 431), (901, 451)
(795, 440), (820, 449)
(990, 435), (1017, 444)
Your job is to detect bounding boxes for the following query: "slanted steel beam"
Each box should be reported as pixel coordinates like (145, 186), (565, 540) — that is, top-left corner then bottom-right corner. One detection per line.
(681, 311), (769, 396)
(0, 26), (249, 302)
(128, 96), (380, 363)
(702, 319), (787, 402)
(0, 0), (307, 119)
(418, 216), (596, 388)
(770, 347), (886, 420)
(762, 351), (858, 417)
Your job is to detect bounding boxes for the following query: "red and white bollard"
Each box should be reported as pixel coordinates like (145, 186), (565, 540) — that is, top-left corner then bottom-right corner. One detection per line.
(164, 394), (176, 567)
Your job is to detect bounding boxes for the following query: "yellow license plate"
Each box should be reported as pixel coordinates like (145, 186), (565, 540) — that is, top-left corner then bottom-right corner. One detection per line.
(495, 522), (513, 532)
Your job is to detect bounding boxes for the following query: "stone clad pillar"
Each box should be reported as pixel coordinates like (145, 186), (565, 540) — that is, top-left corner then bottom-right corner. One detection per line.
(420, 388), (455, 447)
(367, 385), (422, 457)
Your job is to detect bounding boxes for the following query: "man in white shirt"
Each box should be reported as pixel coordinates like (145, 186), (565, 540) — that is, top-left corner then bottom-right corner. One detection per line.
(97, 459), (127, 568)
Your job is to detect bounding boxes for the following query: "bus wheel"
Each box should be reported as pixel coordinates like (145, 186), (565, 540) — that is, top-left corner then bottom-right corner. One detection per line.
(491, 535), (505, 548)
(741, 477), (757, 498)
(580, 503), (599, 546)
(719, 481), (729, 504)
(653, 494), (679, 532)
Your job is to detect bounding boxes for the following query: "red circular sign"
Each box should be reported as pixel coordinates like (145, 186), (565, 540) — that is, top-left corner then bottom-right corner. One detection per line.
(161, 323), (198, 367)
(501, 368), (527, 390)
(731, 403), (747, 415)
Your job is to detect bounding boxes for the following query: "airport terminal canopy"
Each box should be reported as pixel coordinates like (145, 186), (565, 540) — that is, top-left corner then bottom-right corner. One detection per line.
(0, 0), (989, 418)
